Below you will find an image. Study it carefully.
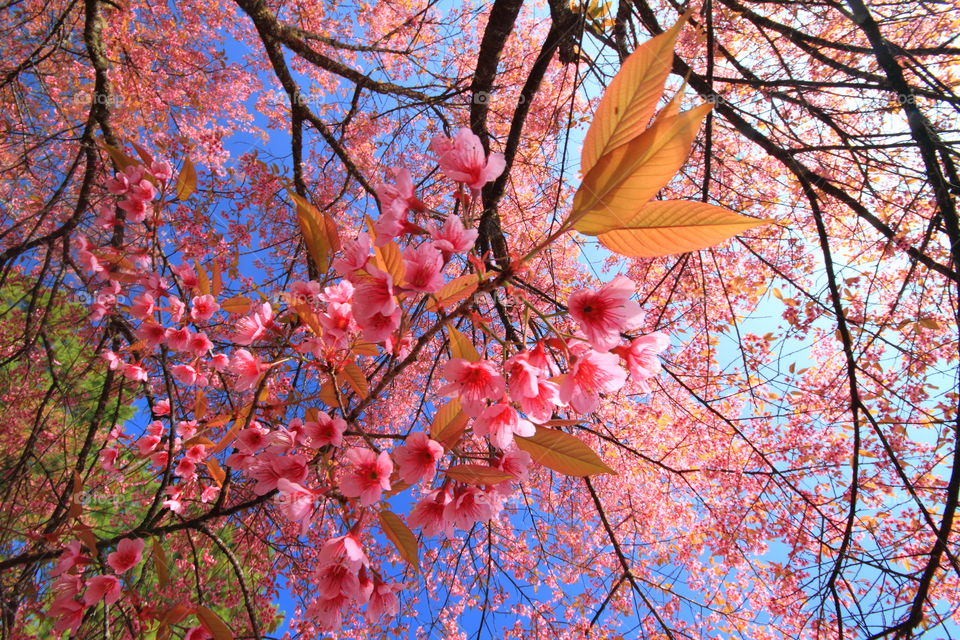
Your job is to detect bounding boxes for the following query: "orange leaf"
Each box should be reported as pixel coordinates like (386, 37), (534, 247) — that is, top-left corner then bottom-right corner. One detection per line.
(342, 361), (369, 399)
(100, 140), (138, 171)
(175, 156), (197, 200)
(319, 382), (340, 407)
(378, 510), (419, 571)
(430, 398), (468, 448)
(221, 296), (252, 314)
(580, 12), (690, 174)
(428, 274), (479, 311)
(448, 325), (480, 362)
(596, 201), (771, 257)
(205, 458), (226, 487)
(515, 426), (614, 476)
(211, 404), (252, 454)
(153, 543), (171, 588)
(445, 464), (513, 486)
(183, 436), (216, 447)
(194, 260), (210, 295)
(374, 240), (405, 285)
(195, 605), (234, 640)
(573, 103), (713, 235)
(211, 260), (222, 297)
(291, 193), (331, 272)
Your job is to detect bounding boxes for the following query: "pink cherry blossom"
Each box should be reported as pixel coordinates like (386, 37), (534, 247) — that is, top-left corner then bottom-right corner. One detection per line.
(621, 331), (669, 392)
(237, 425), (270, 453)
(352, 266), (396, 325)
(276, 478), (316, 525)
(365, 579), (402, 621)
(249, 453), (308, 495)
(83, 575), (121, 606)
(567, 275), (644, 352)
(473, 403), (535, 449)
(184, 627), (212, 640)
(51, 541), (86, 577)
(443, 486), (494, 533)
(409, 489), (451, 536)
(428, 214), (478, 255)
(558, 349), (627, 414)
(106, 538), (144, 574)
(359, 308), (401, 345)
(319, 533), (368, 570)
(135, 321), (166, 346)
(402, 242), (445, 293)
(229, 349), (265, 391)
(333, 232), (371, 276)
(190, 294), (220, 321)
(130, 292), (155, 319)
(303, 411), (347, 448)
(438, 358), (505, 417)
(515, 378), (562, 423)
(430, 128), (506, 191)
(233, 303), (273, 345)
(393, 432), (444, 484)
(339, 447), (393, 507)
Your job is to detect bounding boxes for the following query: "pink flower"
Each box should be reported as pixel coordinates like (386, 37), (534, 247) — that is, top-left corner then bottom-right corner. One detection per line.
(365, 579), (402, 622)
(250, 453), (308, 495)
(303, 411), (347, 448)
(135, 321), (166, 346)
(171, 364), (198, 385)
(443, 486), (494, 533)
(233, 303), (273, 345)
(568, 275), (644, 352)
(191, 294), (220, 321)
(352, 266), (396, 325)
(516, 378), (561, 423)
(106, 538), (144, 574)
(316, 563), (362, 600)
(473, 403), (535, 449)
(51, 541), (86, 577)
(171, 262), (198, 289)
(408, 490), (451, 537)
(402, 243), (444, 293)
(187, 331), (213, 357)
(621, 331), (669, 392)
(200, 485), (220, 503)
(83, 575), (121, 606)
(428, 214), (478, 256)
(276, 478), (316, 525)
(360, 308), (401, 345)
(430, 128), (506, 191)
(319, 301), (356, 347)
(498, 448), (532, 483)
(238, 425), (270, 453)
(319, 533), (368, 570)
(339, 447), (393, 507)
(558, 349), (627, 414)
(50, 597), (85, 634)
(185, 627), (212, 640)
(165, 327), (191, 351)
(150, 160), (173, 182)
(122, 362), (148, 382)
(438, 358), (505, 417)
(230, 349), (265, 391)
(321, 280), (354, 305)
(393, 432), (444, 484)
(333, 233), (371, 276)
(100, 448), (120, 472)
(130, 293), (155, 319)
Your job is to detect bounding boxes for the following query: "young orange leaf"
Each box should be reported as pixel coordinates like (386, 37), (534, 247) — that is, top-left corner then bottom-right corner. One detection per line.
(373, 240), (405, 285)
(205, 458), (226, 487)
(220, 296), (252, 314)
(445, 464), (514, 485)
(573, 103), (713, 235)
(430, 398), (468, 448)
(515, 427), (614, 476)
(580, 12), (690, 174)
(153, 542), (170, 588)
(175, 156), (197, 200)
(596, 201), (770, 257)
(378, 510), (419, 571)
(195, 606), (233, 640)
(342, 361), (369, 399)
(448, 325), (480, 362)
(428, 274), (479, 311)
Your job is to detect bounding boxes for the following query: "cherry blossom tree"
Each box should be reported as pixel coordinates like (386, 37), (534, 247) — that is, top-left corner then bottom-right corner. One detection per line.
(1, 0), (959, 638)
